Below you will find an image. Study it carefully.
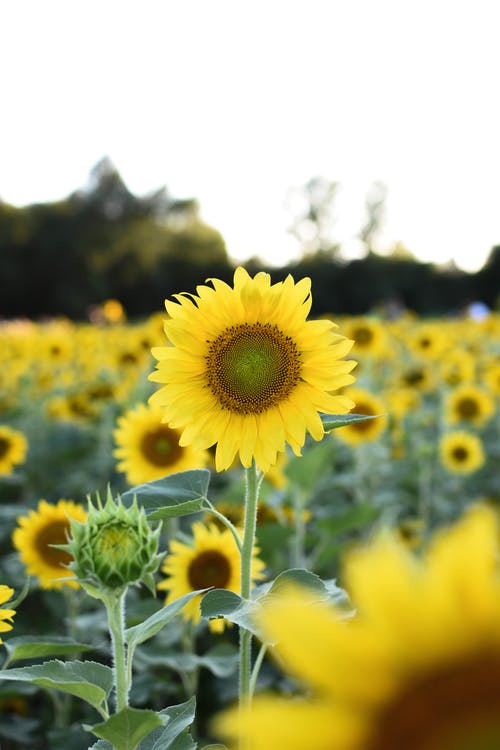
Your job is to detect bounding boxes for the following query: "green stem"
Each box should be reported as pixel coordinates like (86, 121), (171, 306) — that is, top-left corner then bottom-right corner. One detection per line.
(239, 461), (262, 713)
(105, 591), (129, 712)
(203, 499), (243, 552)
(249, 642), (268, 699)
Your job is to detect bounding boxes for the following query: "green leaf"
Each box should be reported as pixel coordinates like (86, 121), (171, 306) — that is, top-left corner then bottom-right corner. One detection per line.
(0, 660), (113, 712)
(200, 590), (260, 637)
(284, 440), (334, 490)
(321, 413), (383, 431)
(88, 741), (113, 750)
(125, 590), (207, 652)
(4, 635), (94, 664)
(89, 708), (163, 750)
(316, 503), (380, 535)
(138, 697), (196, 749)
(197, 643), (239, 678)
(122, 470), (210, 519)
(0, 714), (39, 744)
(167, 733), (196, 750)
(266, 568), (329, 597)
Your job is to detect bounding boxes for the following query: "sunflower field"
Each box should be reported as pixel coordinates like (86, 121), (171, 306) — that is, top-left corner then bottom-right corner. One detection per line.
(0, 269), (499, 750)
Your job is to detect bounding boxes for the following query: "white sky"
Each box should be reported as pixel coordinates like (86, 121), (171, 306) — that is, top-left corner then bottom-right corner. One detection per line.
(1, 0), (499, 272)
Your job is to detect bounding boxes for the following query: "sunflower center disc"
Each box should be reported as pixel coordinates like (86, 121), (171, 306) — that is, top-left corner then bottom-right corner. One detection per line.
(35, 520), (73, 567)
(140, 427), (183, 467)
(457, 397), (479, 419)
(188, 550), (231, 589)
(365, 653), (500, 750)
(452, 446), (468, 462)
(206, 323), (301, 414)
(0, 437), (9, 460)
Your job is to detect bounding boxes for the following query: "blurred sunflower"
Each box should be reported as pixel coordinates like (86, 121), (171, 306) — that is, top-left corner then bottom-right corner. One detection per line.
(439, 430), (485, 475)
(149, 267), (356, 472)
(0, 585), (16, 644)
(12, 499), (87, 589)
(397, 362), (434, 392)
(445, 384), (495, 428)
(334, 387), (387, 446)
(158, 522), (265, 633)
(114, 402), (209, 485)
(439, 349), (476, 387)
(216, 505), (500, 750)
(406, 323), (450, 359)
(343, 317), (387, 358)
(0, 425), (28, 476)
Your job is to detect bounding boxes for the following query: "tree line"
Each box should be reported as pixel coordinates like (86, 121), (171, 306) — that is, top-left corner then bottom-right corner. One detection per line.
(1, 161), (498, 320)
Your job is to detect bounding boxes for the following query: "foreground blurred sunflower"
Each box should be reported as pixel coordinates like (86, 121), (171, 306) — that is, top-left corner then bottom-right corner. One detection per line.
(12, 499), (87, 589)
(0, 425), (28, 476)
(216, 505), (500, 750)
(0, 585), (16, 643)
(158, 522), (265, 633)
(149, 267), (356, 472)
(439, 430), (485, 475)
(113, 402), (209, 485)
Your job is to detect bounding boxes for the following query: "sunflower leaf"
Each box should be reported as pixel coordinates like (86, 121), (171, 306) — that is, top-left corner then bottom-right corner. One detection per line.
(321, 413), (383, 430)
(3, 635), (94, 664)
(137, 697), (196, 749)
(122, 470), (211, 519)
(87, 707), (164, 750)
(0, 660), (113, 712)
(125, 590), (208, 651)
(200, 590), (261, 637)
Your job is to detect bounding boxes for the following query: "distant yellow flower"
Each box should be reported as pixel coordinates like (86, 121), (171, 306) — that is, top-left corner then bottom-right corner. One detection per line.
(0, 585), (16, 644)
(334, 387), (387, 446)
(216, 505), (500, 750)
(12, 500), (87, 589)
(439, 430), (485, 474)
(113, 403), (208, 485)
(343, 317), (387, 358)
(407, 322), (450, 359)
(149, 267), (356, 472)
(445, 384), (495, 427)
(0, 425), (28, 476)
(158, 522), (265, 633)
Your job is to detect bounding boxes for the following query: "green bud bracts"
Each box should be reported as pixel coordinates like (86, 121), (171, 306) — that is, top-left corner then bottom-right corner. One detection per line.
(66, 490), (163, 596)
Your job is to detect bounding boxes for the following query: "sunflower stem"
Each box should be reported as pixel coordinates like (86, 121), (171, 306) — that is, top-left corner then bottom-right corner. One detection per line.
(239, 460), (262, 715)
(203, 499), (243, 552)
(105, 590), (129, 712)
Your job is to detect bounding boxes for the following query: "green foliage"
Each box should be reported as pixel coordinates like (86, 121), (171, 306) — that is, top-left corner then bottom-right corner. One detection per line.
(122, 470), (211, 520)
(88, 708), (164, 750)
(0, 659), (113, 713)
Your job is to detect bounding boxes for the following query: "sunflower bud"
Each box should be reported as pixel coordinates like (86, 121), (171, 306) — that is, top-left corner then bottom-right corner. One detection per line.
(66, 491), (162, 597)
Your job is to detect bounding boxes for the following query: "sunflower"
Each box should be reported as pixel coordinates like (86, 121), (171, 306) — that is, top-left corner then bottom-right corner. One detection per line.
(216, 505), (500, 750)
(343, 317), (387, 358)
(444, 384), (495, 428)
(12, 499), (87, 589)
(0, 585), (16, 644)
(334, 387), (387, 446)
(157, 522), (265, 633)
(0, 425), (28, 475)
(439, 430), (485, 475)
(406, 322), (450, 359)
(149, 267), (356, 472)
(113, 402), (209, 485)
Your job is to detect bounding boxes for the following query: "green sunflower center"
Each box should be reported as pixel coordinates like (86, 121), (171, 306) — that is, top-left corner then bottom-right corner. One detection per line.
(35, 520), (73, 568)
(140, 426), (183, 467)
(93, 523), (138, 565)
(366, 653), (500, 750)
(188, 549), (231, 589)
(205, 323), (301, 414)
(0, 437), (9, 460)
(456, 397), (479, 419)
